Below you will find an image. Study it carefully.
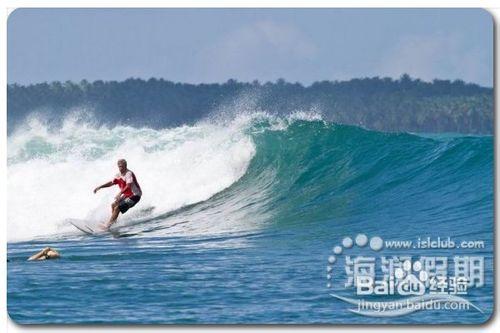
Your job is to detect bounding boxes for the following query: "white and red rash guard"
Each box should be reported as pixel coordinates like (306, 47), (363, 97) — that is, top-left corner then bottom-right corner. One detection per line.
(112, 170), (142, 198)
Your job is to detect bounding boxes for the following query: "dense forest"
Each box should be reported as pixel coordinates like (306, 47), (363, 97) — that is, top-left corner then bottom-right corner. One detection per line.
(7, 74), (493, 134)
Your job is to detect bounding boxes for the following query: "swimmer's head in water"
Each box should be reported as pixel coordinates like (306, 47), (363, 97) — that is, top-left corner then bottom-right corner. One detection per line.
(28, 247), (61, 261)
(45, 250), (60, 259)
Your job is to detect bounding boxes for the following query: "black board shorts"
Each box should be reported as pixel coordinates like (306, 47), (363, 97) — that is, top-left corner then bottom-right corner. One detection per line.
(118, 195), (141, 214)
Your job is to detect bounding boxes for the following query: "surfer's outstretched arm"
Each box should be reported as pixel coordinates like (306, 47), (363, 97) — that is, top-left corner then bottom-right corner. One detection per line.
(94, 181), (114, 194)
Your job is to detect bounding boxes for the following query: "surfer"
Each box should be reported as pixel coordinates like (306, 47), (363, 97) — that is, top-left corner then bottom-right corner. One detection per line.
(28, 247), (60, 261)
(93, 159), (142, 230)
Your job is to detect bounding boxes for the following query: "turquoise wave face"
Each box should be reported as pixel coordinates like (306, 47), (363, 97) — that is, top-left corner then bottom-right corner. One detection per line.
(218, 119), (493, 232)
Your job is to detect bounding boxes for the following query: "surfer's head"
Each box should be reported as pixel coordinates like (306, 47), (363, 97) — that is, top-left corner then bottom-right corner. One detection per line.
(117, 159), (127, 174)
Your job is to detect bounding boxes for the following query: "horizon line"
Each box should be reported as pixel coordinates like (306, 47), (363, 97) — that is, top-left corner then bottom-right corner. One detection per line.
(7, 75), (493, 89)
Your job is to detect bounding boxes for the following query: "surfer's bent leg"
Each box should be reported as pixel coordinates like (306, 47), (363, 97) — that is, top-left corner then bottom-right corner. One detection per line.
(103, 196), (140, 230)
(106, 205), (121, 228)
(100, 201), (120, 230)
(111, 200), (118, 212)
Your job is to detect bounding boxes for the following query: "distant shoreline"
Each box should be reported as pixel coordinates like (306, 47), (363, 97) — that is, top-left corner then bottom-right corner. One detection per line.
(8, 75), (493, 134)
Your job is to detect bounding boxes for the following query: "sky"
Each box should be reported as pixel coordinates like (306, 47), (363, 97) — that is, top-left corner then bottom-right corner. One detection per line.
(7, 8), (493, 87)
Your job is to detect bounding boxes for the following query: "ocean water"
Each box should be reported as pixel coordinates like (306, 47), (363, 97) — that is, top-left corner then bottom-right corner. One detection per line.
(7, 112), (493, 324)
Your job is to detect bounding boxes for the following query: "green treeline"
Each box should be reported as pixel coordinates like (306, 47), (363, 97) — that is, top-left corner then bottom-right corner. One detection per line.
(7, 74), (493, 134)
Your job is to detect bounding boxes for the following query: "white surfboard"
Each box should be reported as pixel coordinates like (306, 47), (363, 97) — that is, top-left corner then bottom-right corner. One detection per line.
(66, 218), (100, 235)
(67, 218), (140, 238)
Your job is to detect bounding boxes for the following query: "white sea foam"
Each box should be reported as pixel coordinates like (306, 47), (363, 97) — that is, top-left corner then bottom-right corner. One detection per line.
(7, 114), (256, 241)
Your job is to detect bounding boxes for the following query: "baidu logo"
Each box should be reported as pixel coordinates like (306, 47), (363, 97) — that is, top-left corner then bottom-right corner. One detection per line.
(326, 233), (484, 317)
